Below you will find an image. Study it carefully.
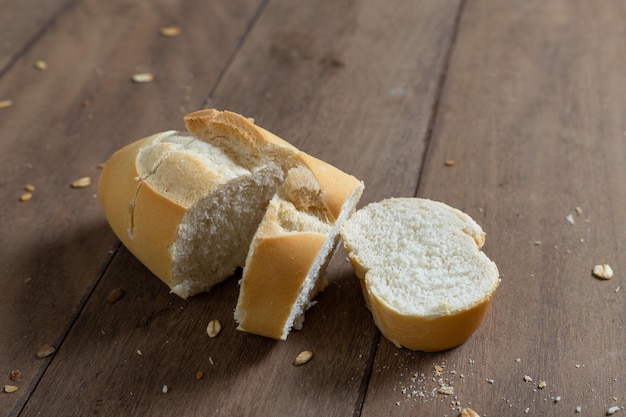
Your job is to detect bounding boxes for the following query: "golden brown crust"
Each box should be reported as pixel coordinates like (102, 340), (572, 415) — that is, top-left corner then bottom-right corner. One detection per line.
(236, 232), (327, 339)
(99, 133), (180, 284)
(360, 276), (496, 351)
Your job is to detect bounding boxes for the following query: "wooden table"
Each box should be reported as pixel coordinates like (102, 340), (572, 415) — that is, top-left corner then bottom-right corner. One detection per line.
(2, 0), (625, 415)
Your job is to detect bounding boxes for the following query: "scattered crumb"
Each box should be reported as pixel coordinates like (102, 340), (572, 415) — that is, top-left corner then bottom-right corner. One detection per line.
(607, 406), (620, 415)
(460, 408), (479, 417)
(24, 277), (32, 284)
(10, 370), (21, 381)
(97, 163), (106, 169)
(106, 288), (125, 303)
(444, 160), (457, 167)
(195, 371), (204, 380)
(34, 60), (47, 70)
(566, 214), (575, 225)
(132, 73), (154, 83)
(71, 176), (92, 188)
(136, 349), (142, 356)
(486, 379), (495, 384)
(24, 184), (35, 192)
(206, 319), (222, 338)
(19, 192), (32, 202)
(515, 358), (522, 362)
(533, 241), (541, 246)
(208, 356), (214, 365)
(575, 406), (582, 413)
(593, 264), (614, 280)
(553, 395), (561, 403)
(575, 206), (583, 215)
(438, 386), (454, 395)
(0, 100), (13, 109)
(523, 375), (533, 382)
(524, 407), (530, 414)
(4, 385), (18, 393)
(538, 380), (547, 389)
(81, 100), (91, 108)
(294, 350), (313, 366)
(159, 26), (181, 37)
(36, 345), (55, 358)
(162, 385), (168, 393)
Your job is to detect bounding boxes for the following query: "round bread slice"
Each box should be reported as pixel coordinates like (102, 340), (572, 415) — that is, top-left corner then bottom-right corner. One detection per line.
(340, 198), (500, 351)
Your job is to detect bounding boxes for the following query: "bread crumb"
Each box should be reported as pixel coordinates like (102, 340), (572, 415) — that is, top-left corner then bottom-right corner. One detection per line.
(36, 345), (55, 358)
(444, 160), (457, 167)
(294, 350), (313, 366)
(566, 214), (575, 225)
(24, 184), (35, 192)
(575, 206), (583, 215)
(206, 319), (222, 338)
(136, 349), (142, 356)
(0, 100), (13, 109)
(71, 177), (92, 188)
(486, 379), (495, 384)
(593, 264), (614, 280)
(132, 73), (154, 83)
(460, 408), (480, 417)
(575, 406), (582, 413)
(106, 288), (125, 303)
(4, 385), (18, 393)
(19, 192), (32, 202)
(438, 386), (454, 395)
(538, 380), (547, 389)
(162, 385), (168, 393)
(523, 375), (533, 382)
(10, 370), (21, 381)
(195, 371), (204, 380)
(34, 60), (47, 70)
(159, 26), (181, 37)
(606, 406), (620, 415)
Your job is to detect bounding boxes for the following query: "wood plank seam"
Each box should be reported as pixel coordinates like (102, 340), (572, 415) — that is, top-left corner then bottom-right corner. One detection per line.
(0, 0), (76, 78)
(10, 242), (121, 417)
(202, 0), (270, 109)
(413, 0), (467, 198)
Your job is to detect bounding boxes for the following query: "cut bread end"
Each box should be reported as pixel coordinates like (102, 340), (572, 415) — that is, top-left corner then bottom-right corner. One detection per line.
(99, 109), (297, 299)
(340, 197), (500, 351)
(235, 160), (364, 340)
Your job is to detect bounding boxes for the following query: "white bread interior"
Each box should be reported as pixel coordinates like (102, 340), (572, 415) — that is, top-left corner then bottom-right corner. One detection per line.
(340, 198), (500, 352)
(99, 109), (364, 341)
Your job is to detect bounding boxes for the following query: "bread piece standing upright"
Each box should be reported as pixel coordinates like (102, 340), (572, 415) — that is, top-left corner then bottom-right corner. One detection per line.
(340, 198), (500, 352)
(234, 153), (364, 340)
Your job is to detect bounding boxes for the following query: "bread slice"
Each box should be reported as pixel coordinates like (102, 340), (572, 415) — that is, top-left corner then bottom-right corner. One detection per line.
(340, 198), (500, 351)
(98, 107), (365, 343)
(234, 153), (364, 339)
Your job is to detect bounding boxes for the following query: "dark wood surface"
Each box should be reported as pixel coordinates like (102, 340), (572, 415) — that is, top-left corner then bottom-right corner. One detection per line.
(1, 1), (625, 416)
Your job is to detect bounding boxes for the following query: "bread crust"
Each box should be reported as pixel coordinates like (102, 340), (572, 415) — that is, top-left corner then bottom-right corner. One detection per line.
(342, 198), (499, 352)
(236, 232), (327, 339)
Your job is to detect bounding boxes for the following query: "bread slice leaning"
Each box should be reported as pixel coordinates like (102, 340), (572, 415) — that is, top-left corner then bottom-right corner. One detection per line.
(340, 198), (500, 352)
(234, 153), (364, 339)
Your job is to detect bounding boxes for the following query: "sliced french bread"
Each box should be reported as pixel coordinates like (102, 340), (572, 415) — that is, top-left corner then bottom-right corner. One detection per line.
(98, 109), (364, 341)
(340, 198), (500, 352)
(234, 153), (364, 339)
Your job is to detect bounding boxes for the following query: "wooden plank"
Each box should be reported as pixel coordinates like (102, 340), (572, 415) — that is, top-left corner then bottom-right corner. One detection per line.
(361, 1), (626, 416)
(16, 0), (461, 416)
(0, 0), (263, 415)
(0, 0), (71, 72)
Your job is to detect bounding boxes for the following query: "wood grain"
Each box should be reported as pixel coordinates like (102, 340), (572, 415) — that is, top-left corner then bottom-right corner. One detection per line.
(361, 1), (626, 416)
(13, 0), (462, 416)
(0, 0), (72, 73)
(0, 0), (263, 415)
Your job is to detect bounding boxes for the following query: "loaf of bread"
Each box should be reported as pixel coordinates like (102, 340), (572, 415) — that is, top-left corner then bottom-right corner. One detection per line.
(98, 109), (363, 339)
(340, 198), (499, 352)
